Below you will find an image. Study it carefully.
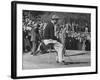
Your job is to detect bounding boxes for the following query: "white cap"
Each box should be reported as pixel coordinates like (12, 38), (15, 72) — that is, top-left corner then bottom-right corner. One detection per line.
(51, 15), (60, 19)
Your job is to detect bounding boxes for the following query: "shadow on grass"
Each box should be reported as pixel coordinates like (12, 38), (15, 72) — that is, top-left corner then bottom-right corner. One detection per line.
(63, 61), (89, 65)
(64, 52), (90, 57)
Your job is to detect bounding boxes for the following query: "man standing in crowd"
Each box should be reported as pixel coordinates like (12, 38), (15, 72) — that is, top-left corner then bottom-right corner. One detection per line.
(43, 15), (66, 64)
(30, 21), (41, 55)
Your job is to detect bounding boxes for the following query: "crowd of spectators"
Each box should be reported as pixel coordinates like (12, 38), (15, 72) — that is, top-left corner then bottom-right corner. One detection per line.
(23, 16), (91, 53)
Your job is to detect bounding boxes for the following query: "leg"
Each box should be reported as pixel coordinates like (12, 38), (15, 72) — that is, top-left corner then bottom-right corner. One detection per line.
(43, 39), (65, 63)
(34, 42), (39, 55)
(54, 42), (65, 63)
(31, 41), (37, 55)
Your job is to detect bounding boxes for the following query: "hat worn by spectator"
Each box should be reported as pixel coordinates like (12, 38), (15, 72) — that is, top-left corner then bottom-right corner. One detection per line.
(51, 15), (60, 20)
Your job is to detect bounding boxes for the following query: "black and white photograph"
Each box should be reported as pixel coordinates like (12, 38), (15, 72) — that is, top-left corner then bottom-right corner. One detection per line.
(22, 10), (91, 69)
(11, 1), (97, 79)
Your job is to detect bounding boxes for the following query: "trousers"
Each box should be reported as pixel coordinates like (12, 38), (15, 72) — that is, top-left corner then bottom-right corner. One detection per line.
(43, 39), (64, 62)
(31, 41), (39, 55)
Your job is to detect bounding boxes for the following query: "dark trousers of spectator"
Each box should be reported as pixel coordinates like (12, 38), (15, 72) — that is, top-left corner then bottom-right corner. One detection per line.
(85, 40), (90, 51)
(24, 38), (31, 52)
(31, 41), (39, 55)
